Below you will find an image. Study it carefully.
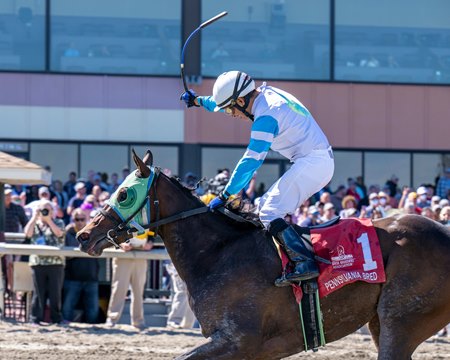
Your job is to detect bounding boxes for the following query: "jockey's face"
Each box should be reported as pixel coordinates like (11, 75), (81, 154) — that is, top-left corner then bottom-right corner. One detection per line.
(224, 98), (249, 120)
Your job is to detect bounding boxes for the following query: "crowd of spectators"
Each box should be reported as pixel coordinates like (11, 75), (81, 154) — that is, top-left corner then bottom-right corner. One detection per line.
(2, 164), (450, 333)
(2, 166), (197, 329)
(196, 166), (450, 230)
(287, 170), (450, 228)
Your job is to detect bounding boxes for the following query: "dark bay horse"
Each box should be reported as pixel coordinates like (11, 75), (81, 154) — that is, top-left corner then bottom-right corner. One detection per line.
(77, 150), (450, 360)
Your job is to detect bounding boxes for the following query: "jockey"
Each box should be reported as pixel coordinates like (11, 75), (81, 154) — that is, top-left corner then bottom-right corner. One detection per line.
(181, 71), (334, 286)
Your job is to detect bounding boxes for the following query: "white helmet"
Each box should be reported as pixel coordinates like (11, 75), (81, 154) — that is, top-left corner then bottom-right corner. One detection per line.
(212, 71), (255, 112)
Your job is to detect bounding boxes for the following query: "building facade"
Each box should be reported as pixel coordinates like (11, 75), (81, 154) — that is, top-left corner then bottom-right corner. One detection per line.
(0, 0), (449, 191)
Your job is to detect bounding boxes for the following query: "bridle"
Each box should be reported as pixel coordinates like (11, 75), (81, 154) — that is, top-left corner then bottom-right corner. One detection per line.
(99, 167), (209, 249)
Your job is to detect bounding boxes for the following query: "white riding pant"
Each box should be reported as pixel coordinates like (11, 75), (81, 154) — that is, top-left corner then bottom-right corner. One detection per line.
(258, 147), (334, 229)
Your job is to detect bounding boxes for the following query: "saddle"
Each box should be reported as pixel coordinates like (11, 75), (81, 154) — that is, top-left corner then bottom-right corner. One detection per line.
(293, 216), (340, 240)
(218, 208), (338, 352)
(218, 206), (341, 234)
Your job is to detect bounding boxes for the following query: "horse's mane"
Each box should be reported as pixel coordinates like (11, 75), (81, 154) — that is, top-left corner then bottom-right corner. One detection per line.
(165, 174), (205, 206)
(164, 173), (263, 231)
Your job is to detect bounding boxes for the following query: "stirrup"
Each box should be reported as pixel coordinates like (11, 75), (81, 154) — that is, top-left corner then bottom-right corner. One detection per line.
(274, 273), (292, 287)
(286, 270), (319, 282)
(274, 270), (319, 287)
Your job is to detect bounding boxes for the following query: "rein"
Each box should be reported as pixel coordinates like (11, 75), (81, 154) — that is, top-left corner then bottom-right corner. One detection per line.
(102, 168), (209, 248)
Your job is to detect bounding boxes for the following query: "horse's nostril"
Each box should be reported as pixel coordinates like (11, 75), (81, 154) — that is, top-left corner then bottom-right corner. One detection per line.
(77, 232), (90, 243)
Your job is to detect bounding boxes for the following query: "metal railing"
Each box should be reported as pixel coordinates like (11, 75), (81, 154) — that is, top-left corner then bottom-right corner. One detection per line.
(0, 232), (172, 320)
(1, 233), (170, 260)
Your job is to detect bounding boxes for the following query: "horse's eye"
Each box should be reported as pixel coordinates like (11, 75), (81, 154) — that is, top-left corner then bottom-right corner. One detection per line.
(116, 187), (137, 208)
(118, 189), (128, 202)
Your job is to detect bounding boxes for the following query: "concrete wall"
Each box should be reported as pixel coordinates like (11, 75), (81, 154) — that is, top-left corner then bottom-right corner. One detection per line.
(0, 73), (449, 151)
(187, 78), (450, 151)
(0, 73), (184, 143)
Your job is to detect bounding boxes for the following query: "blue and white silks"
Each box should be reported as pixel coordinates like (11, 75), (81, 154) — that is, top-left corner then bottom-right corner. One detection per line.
(197, 83), (331, 199)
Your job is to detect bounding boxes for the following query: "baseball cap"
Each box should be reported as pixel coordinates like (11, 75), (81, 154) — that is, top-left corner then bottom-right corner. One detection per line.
(324, 202), (335, 211)
(369, 192), (378, 200)
(416, 186), (427, 195)
(431, 195), (441, 203)
(38, 186), (50, 195)
(4, 187), (13, 195)
(308, 205), (320, 215)
(439, 199), (449, 207)
(74, 182), (85, 191)
(184, 171), (197, 179)
(432, 204), (441, 212)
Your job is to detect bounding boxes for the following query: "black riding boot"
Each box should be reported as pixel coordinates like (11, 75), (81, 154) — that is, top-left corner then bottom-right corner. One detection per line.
(269, 218), (319, 287)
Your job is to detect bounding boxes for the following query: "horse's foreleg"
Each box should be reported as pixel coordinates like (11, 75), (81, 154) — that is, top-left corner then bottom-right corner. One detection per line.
(377, 325), (413, 360)
(368, 315), (380, 351)
(174, 333), (248, 360)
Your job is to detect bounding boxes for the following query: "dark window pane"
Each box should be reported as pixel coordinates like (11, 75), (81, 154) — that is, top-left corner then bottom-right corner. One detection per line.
(0, 1), (45, 71)
(335, 0), (450, 84)
(201, 0), (330, 80)
(332, 151), (362, 189)
(50, 0), (181, 76)
(364, 152), (410, 192)
(412, 153), (444, 188)
(80, 144), (128, 178)
(30, 143), (78, 181)
(131, 145), (179, 175)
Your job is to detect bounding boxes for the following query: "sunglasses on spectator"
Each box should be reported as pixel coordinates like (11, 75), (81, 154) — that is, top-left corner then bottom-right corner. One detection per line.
(75, 218), (86, 222)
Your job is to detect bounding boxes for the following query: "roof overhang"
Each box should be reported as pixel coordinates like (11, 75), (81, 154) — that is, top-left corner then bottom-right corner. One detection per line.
(0, 151), (51, 185)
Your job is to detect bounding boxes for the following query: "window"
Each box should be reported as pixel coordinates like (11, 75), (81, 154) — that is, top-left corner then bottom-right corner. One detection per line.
(335, 0), (450, 84)
(30, 143), (78, 182)
(364, 152), (410, 191)
(331, 151), (362, 190)
(256, 162), (282, 195)
(201, 0), (330, 80)
(412, 153), (444, 188)
(0, 1), (45, 71)
(50, 0), (181, 75)
(80, 144), (128, 181)
(201, 147), (245, 180)
(131, 145), (179, 176)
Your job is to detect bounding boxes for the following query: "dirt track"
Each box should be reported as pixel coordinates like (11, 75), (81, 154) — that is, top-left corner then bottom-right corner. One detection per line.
(0, 321), (448, 359)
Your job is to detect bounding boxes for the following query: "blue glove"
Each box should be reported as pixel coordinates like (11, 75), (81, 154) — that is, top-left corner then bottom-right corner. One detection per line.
(209, 193), (227, 210)
(180, 89), (199, 108)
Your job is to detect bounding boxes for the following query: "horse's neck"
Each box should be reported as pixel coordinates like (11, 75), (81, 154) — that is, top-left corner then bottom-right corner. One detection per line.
(160, 215), (221, 282)
(157, 177), (215, 280)
(156, 176), (269, 285)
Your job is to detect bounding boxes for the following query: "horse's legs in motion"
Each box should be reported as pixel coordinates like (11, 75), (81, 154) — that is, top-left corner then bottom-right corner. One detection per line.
(368, 315), (381, 351)
(175, 332), (297, 360)
(377, 321), (414, 360)
(175, 333), (253, 360)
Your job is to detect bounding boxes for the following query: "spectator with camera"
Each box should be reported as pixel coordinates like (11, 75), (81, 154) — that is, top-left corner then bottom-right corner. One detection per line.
(62, 208), (99, 323)
(24, 200), (66, 325)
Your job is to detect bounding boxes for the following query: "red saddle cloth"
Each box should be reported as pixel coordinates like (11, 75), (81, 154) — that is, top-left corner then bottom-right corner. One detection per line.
(281, 218), (386, 303)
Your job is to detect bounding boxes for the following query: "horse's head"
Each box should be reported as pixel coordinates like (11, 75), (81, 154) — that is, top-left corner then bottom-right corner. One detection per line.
(77, 149), (155, 256)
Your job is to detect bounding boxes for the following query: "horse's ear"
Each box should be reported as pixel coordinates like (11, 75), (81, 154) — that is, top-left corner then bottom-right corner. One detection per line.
(143, 150), (153, 167)
(132, 148), (150, 178)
